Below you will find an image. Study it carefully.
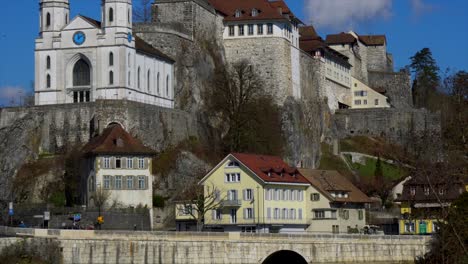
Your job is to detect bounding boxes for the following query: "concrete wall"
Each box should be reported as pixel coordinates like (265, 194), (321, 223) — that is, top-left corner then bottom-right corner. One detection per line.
(0, 227), (431, 263)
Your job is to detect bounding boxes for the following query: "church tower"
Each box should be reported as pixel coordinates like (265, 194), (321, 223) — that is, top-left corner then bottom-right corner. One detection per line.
(39, 0), (70, 36)
(101, 0), (132, 35)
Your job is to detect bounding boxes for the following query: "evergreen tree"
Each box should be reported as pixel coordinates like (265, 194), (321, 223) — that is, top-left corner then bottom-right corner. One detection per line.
(410, 48), (440, 109)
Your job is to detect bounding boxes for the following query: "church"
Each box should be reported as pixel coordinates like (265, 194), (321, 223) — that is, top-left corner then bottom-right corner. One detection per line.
(35, 0), (175, 108)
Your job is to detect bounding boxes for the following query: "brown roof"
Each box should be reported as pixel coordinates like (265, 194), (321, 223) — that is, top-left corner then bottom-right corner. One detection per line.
(300, 38), (351, 67)
(396, 174), (465, 203)
(208, 0), (293, 22)
(80, 15), (102, 28)
(359, 35), (386, 46)
(299, 26), (319, 41)
(135, 36), (174, 62)
(300, 169), (372, 203)
(325, 33), (357, 45)
(82, 123), (156, 156)
(231, 153), (310, 184)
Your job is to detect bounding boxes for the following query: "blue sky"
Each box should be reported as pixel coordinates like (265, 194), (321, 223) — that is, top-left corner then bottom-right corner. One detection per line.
(0, 0), (467, 105)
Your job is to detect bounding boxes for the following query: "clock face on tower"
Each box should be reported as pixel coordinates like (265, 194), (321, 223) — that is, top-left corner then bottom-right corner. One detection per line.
(73, 31), (86, 45)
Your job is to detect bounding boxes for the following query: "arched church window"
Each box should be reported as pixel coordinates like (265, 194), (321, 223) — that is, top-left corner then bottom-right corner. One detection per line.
(65, 14), (68, 24)
(109, 71), (114, 85)
(109, 8), (114, 23)
(128, 9), (131, 23)
(46, 13), (51, 27)
(46, 56), (51, 70)
(137, 67), (141, 89)
(109, 52), (114, 66)
(128, 53), (131, 67)
(73, 59), (91, 86)
(157, 72), (160, 94)
(46, 74), (51, 88)
(166, 75), (170, 97)
(147, 70), (151, 92)
(128, 71), (131, 86)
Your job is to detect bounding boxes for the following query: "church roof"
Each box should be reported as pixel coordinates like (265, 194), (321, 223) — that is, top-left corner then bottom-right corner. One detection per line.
(79, 15), (102, 28)
(135, 36), (175, 62)
(82, 123), (156, 156)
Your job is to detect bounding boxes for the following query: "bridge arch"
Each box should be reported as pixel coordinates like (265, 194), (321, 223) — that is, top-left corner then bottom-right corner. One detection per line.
(261, 250), (308, 264)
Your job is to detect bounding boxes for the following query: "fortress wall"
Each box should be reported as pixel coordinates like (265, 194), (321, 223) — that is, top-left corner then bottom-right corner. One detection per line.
(368, 70), (413, 109)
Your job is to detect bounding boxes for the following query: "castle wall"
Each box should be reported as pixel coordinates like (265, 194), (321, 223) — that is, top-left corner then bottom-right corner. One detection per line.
(299, 51), (322, 100)
(368, 70), (413, 109)
(224, 37), (292, 104)
(366, 45), (391, 72)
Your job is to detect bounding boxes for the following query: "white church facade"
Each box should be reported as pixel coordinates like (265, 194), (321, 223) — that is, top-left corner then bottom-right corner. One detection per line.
(35, 0), (175, 108)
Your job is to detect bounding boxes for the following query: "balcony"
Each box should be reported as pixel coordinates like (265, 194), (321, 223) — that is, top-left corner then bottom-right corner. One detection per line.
(221, 200), (242, 207)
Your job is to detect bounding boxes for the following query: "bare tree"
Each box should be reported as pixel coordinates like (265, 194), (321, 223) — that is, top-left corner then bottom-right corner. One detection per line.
(133, 0), (152, 23)
(91, 186), (111, 216)
(178, 183), (225, 231)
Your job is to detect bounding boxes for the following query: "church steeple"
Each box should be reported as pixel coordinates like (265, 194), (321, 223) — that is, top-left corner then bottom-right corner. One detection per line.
(39, 0), (70, 34)
(101, 0), (132, 31)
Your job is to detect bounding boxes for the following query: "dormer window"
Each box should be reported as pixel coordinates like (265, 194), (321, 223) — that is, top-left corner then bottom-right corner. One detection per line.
(227, 161), (239, 167)
(410, 187), (416, 196)
(268, 172), (271, 177)
(235, 9), (242, 18)
(115, 157), (122, 168)
(252, 8), (258, 17)
(113, 138), (124, 147)
(424, 186), (430, 195)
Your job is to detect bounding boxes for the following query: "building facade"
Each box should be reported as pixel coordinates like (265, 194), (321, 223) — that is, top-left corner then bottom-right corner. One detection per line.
(300, 169), (371, 233)
(81, 123), (155, 212)
(351, 77), (390, 109)
(35, 0), (174, 107)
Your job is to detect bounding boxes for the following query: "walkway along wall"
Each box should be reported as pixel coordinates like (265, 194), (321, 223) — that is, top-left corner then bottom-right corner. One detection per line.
(0, 226), (430, 264)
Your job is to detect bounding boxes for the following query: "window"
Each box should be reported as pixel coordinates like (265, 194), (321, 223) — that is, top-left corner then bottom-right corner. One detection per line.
(331, 211), (337, 219)
(311, 193), (320, 201)
(46, 56), (51, 69)
(363, 100), (367, 105)
(291, 190), (297, 201)
(115, 176), (122, 189)
(248, 24), (254, 35)
(213, 209), (222, 220)
(88, 176), (95, 192)
(241, 226), (256, 233)
(424, 186), (430, 195)
(66, 14), (68, 24)
(238, 25), (244, 36)
(109, 8), (114, 23)
(257, 24), (263, 35)
(314, 210), (325, 219)
(128, 53), (131, 67)
(267, 23), (273, 34)
(166, 75), (170, 96)
(109, 52), (114, 66)
(332, 225), (339, 233)
(128, 71), (131, 86)
(252, 8), (258, 17)
(235, 9), (241, 18)
(358, 210), (364, 220)
(127, 176), (134, 189)
(229, 25), (235, 36)
(109, 71), (114, 85)
(290, 209), (295, 219)
(103, 157), (110, 168)
(230, 209), (237, 223)
(284, 190), (290, 201)
(410, 186), (416, 196)
(103, 175), (111, 189)
(276, 189), (282, 200)
(341, 210), (349, 220)
(73, 59), (91, 86)
(147, 70), (151, 92)
(244, 189), (253, 201)
(375, 99), (379, 105)
(274, 208), (280, 219)
(115, 157), (121, 168)
(282, 208), (288, 219)
(157, 73), (160, 94)
(227, 190), (238, 201)
(137, 67), (141, 89)
(266, 208), (271, 219)
(265, 189), (271, 200)
(298, 209), (302, 220)
(355, 100), (361, 105)
(128, 9), (130, 23)
(227, 161), (240, 167)
(405, 222), (415, 233)
(225, 173), (241, 183)
(138, 176), (145, 189)
(439, 188), (445, 195)
(46, 13), (51, 27)
(244, 208), (253, 219)
(298, 190), (303, 201)
(127, 157), (133, 169)
(46, 74), (51, 88)
(138, 157), (145, 169)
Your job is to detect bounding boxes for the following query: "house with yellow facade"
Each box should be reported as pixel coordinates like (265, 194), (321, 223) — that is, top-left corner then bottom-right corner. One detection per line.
(300, 169), (371, 233)
(175, 153), (372, 233)
(351, 77), (390, 109)
(396, 174), (467, 235)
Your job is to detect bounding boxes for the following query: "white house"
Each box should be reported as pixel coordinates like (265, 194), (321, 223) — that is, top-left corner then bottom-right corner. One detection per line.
(35, 0), (174, 108)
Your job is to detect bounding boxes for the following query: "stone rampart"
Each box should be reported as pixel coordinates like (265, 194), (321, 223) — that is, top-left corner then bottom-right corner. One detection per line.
(0, 226), (430, 263)
(368, 70), (413, 109)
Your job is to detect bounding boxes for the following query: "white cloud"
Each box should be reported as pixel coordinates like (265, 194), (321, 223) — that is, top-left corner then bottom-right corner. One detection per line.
(305, 0), (393, 30)
(410, 0), (434, 16)
(0, 86), (28, 100)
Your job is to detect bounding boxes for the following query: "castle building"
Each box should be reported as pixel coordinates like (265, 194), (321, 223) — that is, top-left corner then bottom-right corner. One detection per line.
(35, 0), (175, 108)
(209, 0), (303, 101)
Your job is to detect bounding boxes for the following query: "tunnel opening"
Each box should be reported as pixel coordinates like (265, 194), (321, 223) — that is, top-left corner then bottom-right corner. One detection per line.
(262, 250), (307, 264)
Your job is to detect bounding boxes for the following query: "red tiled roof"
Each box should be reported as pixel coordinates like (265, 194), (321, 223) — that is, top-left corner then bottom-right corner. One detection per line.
(300, 169), (372, 203)
(299, 26), (319, 41)
(82, 124), (156, 155)
(231, 153), (310, 184)
(208, 0), (289, 22)
(325, 33), (357, 45)
(359, 35), (386, 46)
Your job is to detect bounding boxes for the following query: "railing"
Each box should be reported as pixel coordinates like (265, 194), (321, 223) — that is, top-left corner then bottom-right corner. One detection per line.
(221, 200), (242, 207)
